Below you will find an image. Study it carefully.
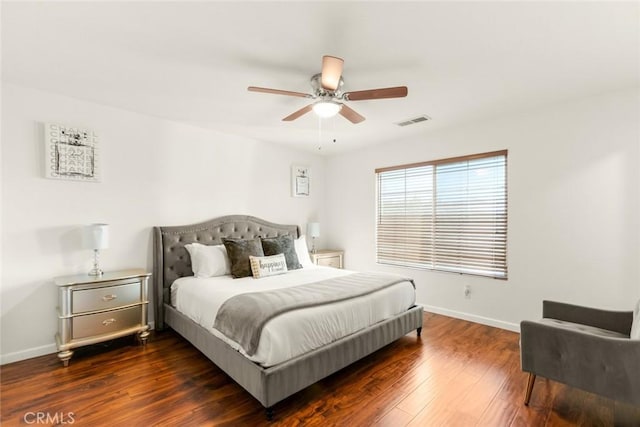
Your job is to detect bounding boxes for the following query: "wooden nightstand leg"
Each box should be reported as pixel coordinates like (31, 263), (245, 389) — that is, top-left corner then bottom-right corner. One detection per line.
(58, 350), (73, 367)
(138, 330), (150, 346)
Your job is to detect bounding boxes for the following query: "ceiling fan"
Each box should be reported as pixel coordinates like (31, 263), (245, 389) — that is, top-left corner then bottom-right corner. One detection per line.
(248, 55), (408, 124)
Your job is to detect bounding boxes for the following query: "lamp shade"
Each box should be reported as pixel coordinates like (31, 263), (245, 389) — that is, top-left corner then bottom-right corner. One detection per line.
(307, 222), (320, 238)
(84, 223), (109, 250)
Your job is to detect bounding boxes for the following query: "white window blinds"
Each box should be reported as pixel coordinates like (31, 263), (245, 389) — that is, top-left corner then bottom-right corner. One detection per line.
(376, 150), (507, 279)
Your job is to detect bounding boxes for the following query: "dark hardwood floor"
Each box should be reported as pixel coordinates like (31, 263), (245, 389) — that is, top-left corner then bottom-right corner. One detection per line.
(2, 312), (639, 426)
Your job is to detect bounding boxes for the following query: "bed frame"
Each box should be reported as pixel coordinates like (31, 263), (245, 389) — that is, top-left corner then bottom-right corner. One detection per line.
(153, 215), (423, 420)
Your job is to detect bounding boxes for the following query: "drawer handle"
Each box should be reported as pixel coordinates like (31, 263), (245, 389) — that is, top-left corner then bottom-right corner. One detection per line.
(102, 318), (117, 326)
(102, 294), (118, 302)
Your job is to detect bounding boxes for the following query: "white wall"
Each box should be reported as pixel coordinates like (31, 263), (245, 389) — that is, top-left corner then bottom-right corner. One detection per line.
(2, 84), (638, 364)
(324, 88), (640, 330)
(0, 84), (326, 364)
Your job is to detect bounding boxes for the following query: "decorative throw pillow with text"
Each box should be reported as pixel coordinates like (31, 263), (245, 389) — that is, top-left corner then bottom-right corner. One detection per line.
(249, 254), (288, 278)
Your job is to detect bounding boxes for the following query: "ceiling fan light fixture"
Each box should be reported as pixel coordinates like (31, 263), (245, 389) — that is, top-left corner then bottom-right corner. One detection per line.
(248, 55), (408, 124)
(312, 101), (342, 118)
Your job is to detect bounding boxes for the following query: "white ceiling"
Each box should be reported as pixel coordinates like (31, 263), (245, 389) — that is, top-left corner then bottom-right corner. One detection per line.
(2, 1), (638, 155)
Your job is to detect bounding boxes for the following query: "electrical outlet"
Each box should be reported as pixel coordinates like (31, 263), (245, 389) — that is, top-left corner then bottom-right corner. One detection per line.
(464, 285), (471, 299)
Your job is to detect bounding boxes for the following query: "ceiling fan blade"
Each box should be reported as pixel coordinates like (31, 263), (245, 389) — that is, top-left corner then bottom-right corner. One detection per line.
(339, 104), (366, 124)
(321, 55), (344, 91)
(283, 104), (313, 121)
(248, 86), (312, 98)
(345, 86), (408, 101)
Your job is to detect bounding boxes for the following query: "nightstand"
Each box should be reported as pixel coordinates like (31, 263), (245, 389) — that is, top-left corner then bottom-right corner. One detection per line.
(310, 250), (344, 269)
(55, 269), (151, 366)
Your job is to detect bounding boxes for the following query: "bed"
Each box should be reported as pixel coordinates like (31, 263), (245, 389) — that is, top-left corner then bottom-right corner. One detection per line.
(153, 215), (423, 419)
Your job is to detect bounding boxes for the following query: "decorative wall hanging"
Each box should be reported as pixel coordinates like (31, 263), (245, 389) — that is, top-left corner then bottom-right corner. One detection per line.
(44, 123), (100, 182)
(291, 165), (310, 197)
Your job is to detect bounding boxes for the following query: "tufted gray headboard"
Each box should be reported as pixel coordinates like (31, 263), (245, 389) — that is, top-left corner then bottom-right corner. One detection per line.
(152, 215), (300, 330)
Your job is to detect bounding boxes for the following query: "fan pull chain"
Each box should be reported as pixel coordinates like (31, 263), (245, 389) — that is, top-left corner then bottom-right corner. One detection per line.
(327, 115), (337, 146)
(317, 116), (323, 151)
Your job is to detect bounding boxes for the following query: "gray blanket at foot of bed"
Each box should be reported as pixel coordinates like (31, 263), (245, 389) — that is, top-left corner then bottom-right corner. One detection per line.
(214, 272), (415, 356)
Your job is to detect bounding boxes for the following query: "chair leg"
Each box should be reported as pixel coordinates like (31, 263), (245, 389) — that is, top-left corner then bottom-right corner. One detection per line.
(524, 373), (536, 406)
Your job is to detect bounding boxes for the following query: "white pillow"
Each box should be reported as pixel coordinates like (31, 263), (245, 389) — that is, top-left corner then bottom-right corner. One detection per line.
(185, 243), (231, 278)
(630, 299), (640, 339)
(294, 235), (314, 267)
(249, 254), (288, 278)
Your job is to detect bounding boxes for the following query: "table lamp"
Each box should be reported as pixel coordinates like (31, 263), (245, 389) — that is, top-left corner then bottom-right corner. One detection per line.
(307, 222), (320, 253)
(84, 223), (109, 276)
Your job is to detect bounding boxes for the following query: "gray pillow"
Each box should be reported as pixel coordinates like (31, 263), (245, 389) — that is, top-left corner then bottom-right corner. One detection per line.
(261, 235), (302, 271)
(222, 238), (265, 278)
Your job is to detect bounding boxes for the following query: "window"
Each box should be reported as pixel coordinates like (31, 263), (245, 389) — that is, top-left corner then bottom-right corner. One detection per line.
(376, 150), (507, 279)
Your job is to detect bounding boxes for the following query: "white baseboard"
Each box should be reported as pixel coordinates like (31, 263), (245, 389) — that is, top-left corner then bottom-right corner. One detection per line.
(418, 302), (520, 333)
(1, 343), (58, 365)
(0, 321), (156, 365)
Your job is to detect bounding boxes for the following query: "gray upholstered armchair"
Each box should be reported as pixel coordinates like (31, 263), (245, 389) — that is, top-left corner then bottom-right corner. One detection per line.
(520, 300), (640, 406)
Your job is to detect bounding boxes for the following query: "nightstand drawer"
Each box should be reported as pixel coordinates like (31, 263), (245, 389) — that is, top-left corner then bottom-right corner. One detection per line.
(72, 281), (141, 314)
(310, 250), (344, 269)
(317, 256), (341, 268)
(72, 306), (141, 340)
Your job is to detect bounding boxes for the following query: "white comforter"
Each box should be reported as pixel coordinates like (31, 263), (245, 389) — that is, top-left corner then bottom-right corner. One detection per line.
(171, 266), (416, 367)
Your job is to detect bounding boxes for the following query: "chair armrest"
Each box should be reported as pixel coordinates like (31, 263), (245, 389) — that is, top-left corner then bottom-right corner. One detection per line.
(520, 320), (640, 405)
(542, 300), (633, 336)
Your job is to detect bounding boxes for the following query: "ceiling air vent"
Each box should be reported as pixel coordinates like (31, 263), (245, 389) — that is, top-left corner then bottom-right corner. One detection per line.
(396, 115), (431, 127)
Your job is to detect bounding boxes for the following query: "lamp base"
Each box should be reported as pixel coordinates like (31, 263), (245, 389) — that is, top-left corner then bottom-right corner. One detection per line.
(88, 268), (103, 277)
(88, 249), (103, 276)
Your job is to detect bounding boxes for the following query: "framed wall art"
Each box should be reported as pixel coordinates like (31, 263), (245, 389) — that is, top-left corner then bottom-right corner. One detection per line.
(291, 165), (310, 197)
(44, 122), (100, 182)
